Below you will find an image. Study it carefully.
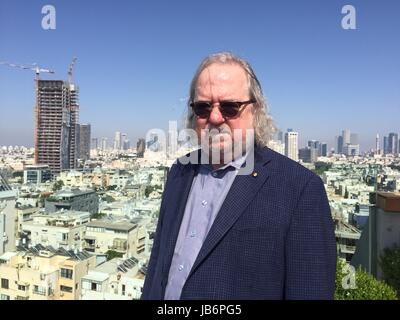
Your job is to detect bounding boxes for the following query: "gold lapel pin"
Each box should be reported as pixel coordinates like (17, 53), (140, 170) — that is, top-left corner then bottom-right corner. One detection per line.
(252, 172), (258, 177)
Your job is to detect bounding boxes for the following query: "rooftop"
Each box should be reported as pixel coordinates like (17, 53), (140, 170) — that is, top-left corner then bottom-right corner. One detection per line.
(15, 244), (93, 261)
(53, 188), (95, 198)
(377, 192), (400, 212)
(87, 220), (137, 232)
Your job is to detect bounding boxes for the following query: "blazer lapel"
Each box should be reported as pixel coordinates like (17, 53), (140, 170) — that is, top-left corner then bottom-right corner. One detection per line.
(187, 148), (273, 278)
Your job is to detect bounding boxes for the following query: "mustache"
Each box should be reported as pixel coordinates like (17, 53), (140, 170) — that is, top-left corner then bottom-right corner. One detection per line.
(201, 125), (232, 136)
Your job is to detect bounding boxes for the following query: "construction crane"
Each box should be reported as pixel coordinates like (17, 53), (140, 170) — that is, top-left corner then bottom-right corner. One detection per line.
(0, 61), (55, 80)
(68, 57), (77, 83)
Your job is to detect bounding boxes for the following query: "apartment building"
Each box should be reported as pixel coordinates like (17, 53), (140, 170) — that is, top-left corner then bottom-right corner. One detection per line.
(0, 245), (96, 300)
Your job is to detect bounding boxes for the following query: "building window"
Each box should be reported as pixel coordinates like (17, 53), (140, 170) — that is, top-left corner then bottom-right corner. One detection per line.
(33, 285), (46, 296)
(60, 285), (73, 293)
(0, 294), (10, 300)
(61, 268), (73, 279)
(122, 284), (126, 296)
(18, 285), (27, 291)
(1, 278), (9, 289)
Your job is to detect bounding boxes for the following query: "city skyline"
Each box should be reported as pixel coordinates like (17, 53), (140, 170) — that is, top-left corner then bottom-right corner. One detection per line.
(1, 0), (400, 151)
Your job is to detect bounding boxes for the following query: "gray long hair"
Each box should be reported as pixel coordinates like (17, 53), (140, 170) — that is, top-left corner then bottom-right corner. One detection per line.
(186, 52), (275, 148)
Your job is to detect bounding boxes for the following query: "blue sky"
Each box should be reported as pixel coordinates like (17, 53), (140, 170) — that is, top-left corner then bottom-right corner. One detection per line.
(0, 0), (399, 151)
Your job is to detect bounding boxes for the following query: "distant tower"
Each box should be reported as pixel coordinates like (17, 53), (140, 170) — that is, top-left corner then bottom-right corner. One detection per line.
(383, 136), (388, 155)
(91, 138), (98, 150)
(337, 135), (344, 154)
(137, 138), (145, 157)
(388, 133), (399, 155)
(79, 124), (91, 161)
(114, 131), (122, 150)
(321, 143), (328, 157)
(375, 134), (380, 154)
(285, 130), (298, 161)
(342, 129), (351, 145)
(101, 137), (108, 151)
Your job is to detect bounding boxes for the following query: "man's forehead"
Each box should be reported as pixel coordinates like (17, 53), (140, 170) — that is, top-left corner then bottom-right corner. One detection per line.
(198, 63), (247, 83)
(195, 63), (248, 97)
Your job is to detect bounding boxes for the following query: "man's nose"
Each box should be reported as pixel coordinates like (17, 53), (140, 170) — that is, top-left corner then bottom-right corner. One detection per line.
(208, 104), (225, 125)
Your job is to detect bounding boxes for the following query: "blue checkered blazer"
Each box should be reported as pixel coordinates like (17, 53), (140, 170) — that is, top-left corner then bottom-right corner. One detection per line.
(141, 147), (336, 300)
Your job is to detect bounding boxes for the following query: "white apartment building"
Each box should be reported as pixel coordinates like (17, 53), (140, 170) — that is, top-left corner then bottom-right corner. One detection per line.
(84, 220), (146, 257)
(21, 211), (90, 251)
(81, 256), (144, 300)
(285, 131), (299, 162)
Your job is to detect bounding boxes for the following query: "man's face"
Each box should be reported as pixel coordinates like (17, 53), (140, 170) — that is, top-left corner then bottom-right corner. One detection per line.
(194, 63), (254, 163)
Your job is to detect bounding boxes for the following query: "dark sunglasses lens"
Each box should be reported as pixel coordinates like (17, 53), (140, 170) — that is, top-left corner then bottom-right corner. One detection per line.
(193, 103), (211, 118)
(220, 102), (240, 118)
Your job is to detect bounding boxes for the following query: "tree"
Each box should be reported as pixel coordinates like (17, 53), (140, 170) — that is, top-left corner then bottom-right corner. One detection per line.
(335, 259), (398, 300)
(102, 195), (115, 203)
(52, 180), (64, 191)
(145, 185), (155, 198)
(380, 244), (400, 297)
(91, 213), (106, 220)
(106, 250), (123, 261)
(312, 162), (332, 176)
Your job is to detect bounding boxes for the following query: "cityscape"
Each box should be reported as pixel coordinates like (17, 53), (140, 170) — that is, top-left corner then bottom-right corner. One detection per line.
(1, 1), (400, 300)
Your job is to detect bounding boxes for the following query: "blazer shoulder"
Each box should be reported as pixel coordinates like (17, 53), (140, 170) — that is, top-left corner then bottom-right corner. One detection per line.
(260, 147), (321, 185)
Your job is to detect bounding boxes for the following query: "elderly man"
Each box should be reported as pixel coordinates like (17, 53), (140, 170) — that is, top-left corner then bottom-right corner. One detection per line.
(142, 52), (336, 300)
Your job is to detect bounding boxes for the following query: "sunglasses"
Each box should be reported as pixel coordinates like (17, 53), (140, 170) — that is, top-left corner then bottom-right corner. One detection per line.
(190, 100), (256, 119)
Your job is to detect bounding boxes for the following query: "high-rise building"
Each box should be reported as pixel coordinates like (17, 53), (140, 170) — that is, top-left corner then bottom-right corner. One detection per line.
(350, 133), (358, 145)
(75, 124), (81, 160)
(79, 124), (91, 161)
(137, 138), (145, 158)
(337, 135), (343, 154)
(321, 143), (328, 157)
(91, 138), (98, 150)
(383, 136), (389, 155)
(308, 140), (321, 157)
(120, 133), (130, 151)
(285, 130), (298, 161)
(342, 129), (351, 145)
(123, 139), (130, 151)
(114, 131), (122, 150)
(101, 137), (108, 151)
(388, 133), (398, 155)
(34, 80), (79, 173)
(374, 134), (380, 154)
(299, 147), (317, 163)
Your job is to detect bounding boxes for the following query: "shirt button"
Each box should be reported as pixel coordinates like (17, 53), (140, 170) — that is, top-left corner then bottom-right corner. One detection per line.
(178, 265), (184, 271)
(201, 200), (207, 206)
(190, 230), (196, 238)
(212, 172), (218, 177)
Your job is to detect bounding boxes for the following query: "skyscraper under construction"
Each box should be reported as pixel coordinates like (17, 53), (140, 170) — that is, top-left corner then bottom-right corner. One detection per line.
(34, 80), (79, 173)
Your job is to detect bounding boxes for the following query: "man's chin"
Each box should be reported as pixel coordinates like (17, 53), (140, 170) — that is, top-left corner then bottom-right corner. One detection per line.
(201, 143), (233, 164)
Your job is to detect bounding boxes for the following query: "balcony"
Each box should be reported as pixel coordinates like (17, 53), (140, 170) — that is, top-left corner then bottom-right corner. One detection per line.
(339, 244), (356, 254)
